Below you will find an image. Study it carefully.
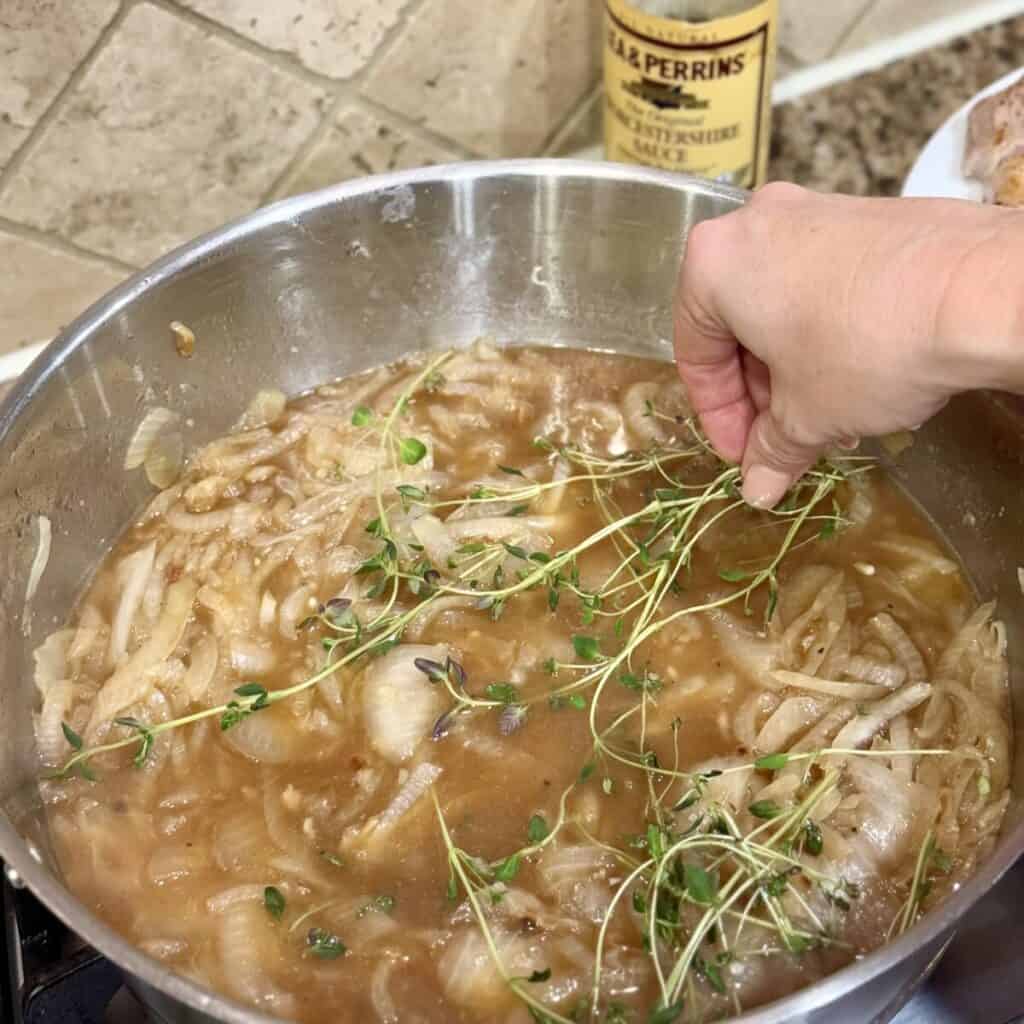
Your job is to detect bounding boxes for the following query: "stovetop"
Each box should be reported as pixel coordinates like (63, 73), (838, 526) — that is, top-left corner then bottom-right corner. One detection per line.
(4, 859), (1023, 1024)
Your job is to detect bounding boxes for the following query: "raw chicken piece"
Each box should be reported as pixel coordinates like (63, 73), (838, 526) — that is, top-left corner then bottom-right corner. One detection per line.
(963, 74), (1024, 206)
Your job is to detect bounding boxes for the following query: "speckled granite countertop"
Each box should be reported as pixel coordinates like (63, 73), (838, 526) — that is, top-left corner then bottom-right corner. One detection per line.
(768, 16), (1024, 195)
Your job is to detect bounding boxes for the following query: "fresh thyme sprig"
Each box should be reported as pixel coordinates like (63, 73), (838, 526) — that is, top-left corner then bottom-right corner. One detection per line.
(48, 352), (961, 1024)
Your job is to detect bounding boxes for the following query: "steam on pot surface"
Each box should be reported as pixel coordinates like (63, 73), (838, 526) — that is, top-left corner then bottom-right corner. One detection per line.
(37, 340), (1011, 1023)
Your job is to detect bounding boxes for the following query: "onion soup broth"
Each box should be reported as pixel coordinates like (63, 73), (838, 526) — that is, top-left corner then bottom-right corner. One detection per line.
(37, 342), (1011, 1023)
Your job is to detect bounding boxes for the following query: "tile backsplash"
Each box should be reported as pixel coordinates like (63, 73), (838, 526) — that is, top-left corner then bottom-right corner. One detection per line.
(0, 0), (1012, 352)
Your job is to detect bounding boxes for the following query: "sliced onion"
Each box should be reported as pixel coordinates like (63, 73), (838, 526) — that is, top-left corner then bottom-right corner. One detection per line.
(138, 938), (188, 961)
(182, 635), (218, 703)
(33, 629), (72, 695)
(888, 715), (913, 780)
(218, 902), (296, 1015)
(703, 759), (753, 813)
(67, 605), (104, 663)
(538, 844), (614, 899)
(767, 670), (887, 701)
(944, 680), (1011, 793)
(146, 844), (207, 885)
(145, 432), (184, 488)
(446, 515), (556, 543)
(867, 613), (927, 680)
(35, 680), (74, 766)
(843, 655), (906, 689)
(363, 645), (447, 763)
(754, 695), (831, 753)
(844, 758), (938, 874)
(88, 578), (196, 732)
(622, 380), (664, 444)
(778, 572), (845, 671)
(226, 636), (277, 675)
(405, 596), (476, 640)
(936, 601), (997, 679)
(222, 705), (331, 764)
(278, 584), (314, 641)
(439, 927), (543, 1009)
(371, 957), (401, 1024)
(708, 612), (776, 682)
(237, 389), (287, 430)
(109, 542), (157, 664)
(125, 407), (180, 471)
(206, 884), (267, 914)
(258, 591), (278, 630)
(25, 515), (51, 605)
(831, 682), (932, 752)
(374, 762), (442, 831)
(213, 810), (271, 872)
(411, 514), (455, 566)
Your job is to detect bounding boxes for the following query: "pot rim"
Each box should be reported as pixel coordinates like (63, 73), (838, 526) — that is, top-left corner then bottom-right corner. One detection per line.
(1, 158), (1020, 1023)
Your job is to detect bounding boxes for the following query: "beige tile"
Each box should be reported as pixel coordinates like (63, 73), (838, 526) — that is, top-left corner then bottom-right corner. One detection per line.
(839, 0), (972, 53)
(363, 0), (602, 157)
(774, 47), (801, 81)
(0, 232), (125, 351)
(0, 0), (120, 168)
(273, 105), (458, 199)
(178, 0), (412, 79)
(548, 88), (602, 156)
(0, 3), (325, 266)
(779, 0), (874, 64)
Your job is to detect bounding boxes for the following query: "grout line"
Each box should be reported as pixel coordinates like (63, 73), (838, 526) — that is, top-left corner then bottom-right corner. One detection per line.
(826, 0), (884, 61)
(0, 1), (129, 197)
(338, 0), (485, 156)
(774, 0), (1024, 105)
(354, 93), (481, 159)
(543, 82), (603, 158)
(0, 216), (138, 274)
(261, 91), (349, 203)
(347, 0), (434, 87)
(163, 0), (457, 202)
(538, 76), (603, 157)
(147, 0), (340, 90)
(777, 44), (803, 69)
(157, 0), (434, 95)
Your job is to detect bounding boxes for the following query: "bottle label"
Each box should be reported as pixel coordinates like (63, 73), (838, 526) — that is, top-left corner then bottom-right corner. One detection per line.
(603, 0), (777, 187)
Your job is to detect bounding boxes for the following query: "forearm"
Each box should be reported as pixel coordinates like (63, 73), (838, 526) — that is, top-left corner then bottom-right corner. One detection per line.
(934, 212), (1024, 395)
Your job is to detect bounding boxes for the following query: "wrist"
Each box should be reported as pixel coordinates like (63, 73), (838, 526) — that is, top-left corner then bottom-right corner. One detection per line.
(932, 220), (1024, 395)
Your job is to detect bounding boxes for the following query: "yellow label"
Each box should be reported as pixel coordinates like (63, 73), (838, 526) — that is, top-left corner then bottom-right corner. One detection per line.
(603, 0), (777, 187)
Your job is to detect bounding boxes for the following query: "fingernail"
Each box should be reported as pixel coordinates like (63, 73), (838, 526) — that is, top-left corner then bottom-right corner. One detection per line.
(742, 465), (792, 509)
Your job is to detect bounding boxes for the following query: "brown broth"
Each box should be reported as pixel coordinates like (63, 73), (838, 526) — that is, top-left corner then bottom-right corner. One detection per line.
(39, 343), (1011, 1023)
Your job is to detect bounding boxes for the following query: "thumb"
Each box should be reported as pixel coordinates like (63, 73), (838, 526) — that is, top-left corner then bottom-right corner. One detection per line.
(741, 410), (823, 509)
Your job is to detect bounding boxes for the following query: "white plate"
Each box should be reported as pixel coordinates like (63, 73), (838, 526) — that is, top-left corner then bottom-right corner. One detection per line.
(902, 67), (1024, 200)
(0, 341), (47, 384)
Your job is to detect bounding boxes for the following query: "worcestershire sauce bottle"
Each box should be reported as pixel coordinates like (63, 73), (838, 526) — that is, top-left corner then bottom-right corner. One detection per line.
(604, 0), (778, 187)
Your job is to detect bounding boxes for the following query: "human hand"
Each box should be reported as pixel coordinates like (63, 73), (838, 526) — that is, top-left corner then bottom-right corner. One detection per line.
(673, 182), (1024, 507)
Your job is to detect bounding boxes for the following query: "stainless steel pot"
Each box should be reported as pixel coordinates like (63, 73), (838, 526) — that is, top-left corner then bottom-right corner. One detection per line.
(0, 160), (1020, 1024)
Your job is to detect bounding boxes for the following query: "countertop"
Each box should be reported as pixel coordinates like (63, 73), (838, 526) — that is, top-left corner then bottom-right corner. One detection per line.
(768, 15), (1024, 195)
(2, 13), (1022, 394)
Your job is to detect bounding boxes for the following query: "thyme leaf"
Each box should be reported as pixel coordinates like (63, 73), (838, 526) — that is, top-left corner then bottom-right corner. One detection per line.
(264, 886), (286, 920)
(307, 928), (346, 959)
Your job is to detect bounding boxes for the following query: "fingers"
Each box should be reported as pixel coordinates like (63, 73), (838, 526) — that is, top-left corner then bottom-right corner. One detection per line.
(742, 351), (771, 412)
(674, 220), (756, 463)
(676, 352), (757, 463)
(740, 410), (823, 509)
